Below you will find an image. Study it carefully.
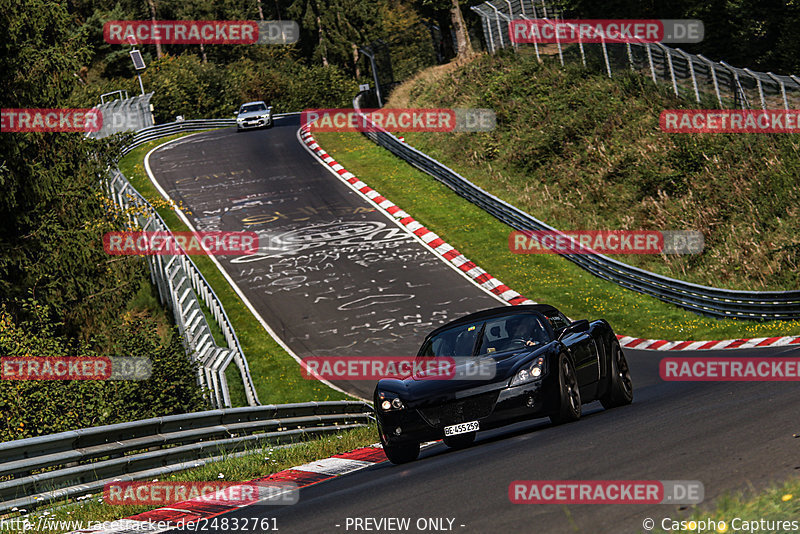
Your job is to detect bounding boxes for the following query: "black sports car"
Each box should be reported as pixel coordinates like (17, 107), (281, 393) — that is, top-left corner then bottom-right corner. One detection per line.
(374, 304), (633, 464)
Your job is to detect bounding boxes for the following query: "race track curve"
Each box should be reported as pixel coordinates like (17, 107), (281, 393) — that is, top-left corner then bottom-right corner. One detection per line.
(145, 117), (800, 534)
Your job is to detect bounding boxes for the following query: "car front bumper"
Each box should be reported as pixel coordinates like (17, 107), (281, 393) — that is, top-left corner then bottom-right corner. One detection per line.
(377, 375), (560, 445)
(237, 116), (272, 129)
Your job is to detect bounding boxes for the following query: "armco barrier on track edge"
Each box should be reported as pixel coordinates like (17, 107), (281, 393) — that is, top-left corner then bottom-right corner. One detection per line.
(298, 125), (800, 352)
(346, 94), (800, 321)
(64, 444), (399, 534)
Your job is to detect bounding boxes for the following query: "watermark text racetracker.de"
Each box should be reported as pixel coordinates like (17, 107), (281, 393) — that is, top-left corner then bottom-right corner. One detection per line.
(103, 231), (259, 256)
(104, 20), (299, 45)
(509, 480), (704, 504)
(509, 230), (703, 255)
(103, 481), (298, 506)
(1, 108), (102, 132)
(0, 517), (280, 532)
(301, 356), (497, 381)
(301, 108), (496, 132)
(661, 109), (800, 133)
(1, 356), (151, 380)
(0, 518), (164, 533)
(2, 108), (173, 134)
(509, 19), (704, 44)
(660, 357), (800, 381)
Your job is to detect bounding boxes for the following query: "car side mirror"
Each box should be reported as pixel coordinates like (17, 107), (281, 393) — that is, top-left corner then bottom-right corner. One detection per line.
(233, 110), (239, 116)
(558, 319), (590, 340)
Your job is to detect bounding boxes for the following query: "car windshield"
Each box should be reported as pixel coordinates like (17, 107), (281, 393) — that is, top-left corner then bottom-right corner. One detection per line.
(241, 103), (267, 113)
(418, 313), (549, 357)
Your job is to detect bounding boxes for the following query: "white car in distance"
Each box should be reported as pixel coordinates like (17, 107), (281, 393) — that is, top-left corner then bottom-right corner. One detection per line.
(235, 101), (273, 131)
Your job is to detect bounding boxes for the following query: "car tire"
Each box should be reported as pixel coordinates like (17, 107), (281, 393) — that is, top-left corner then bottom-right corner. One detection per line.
(382, 440), (420, 464)
(549, 354), (581, 425)
(443, 432), (476, 449)
(600, 341), (633, 409)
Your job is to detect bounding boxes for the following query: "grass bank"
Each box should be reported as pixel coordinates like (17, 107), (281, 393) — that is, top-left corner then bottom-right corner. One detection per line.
(388, 49), (800, 292)
(118, 133), (351, 406)
(654, 477), (799, 534)
(4, 424), (377, 533)
(312, 129), (800, 340)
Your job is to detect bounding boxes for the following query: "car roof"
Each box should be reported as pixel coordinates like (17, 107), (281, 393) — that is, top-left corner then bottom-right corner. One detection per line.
(423, 304), (561, 340)
(241, 101), (267, 106)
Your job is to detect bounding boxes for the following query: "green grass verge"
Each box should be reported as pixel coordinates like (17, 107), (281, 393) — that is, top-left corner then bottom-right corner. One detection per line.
(312, 130), (800, 341)
(4, 424), (377, 534)
(118, 133), (351, 406)
(389, 50), (800, 292)
(653, 477), (799, 534)
(125, 275), (177, 346)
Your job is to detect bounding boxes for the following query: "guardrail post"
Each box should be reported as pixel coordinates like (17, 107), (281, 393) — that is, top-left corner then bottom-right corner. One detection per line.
(658, 44), (679, 96)
(765, 73), (788, 110)
(697, 55), (724, 107)
(676, 49), (701, 103)
(766, 72), (789, 110)
(743, 68), (766, 110)
(600, 33), (611, 77)
(721, 60), (750, 109)
(503, 0), (518, 50)
(472, 8), (496, 54)
(487, 4), (506, 51)
(646, 43), (658, 83)
(625, 43), (634, 71)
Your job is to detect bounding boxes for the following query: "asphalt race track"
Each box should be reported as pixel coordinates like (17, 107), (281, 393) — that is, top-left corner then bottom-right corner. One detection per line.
(146, 118), (800, 534)
(146, 116), (499, 398)
(163, 345), (800, 534)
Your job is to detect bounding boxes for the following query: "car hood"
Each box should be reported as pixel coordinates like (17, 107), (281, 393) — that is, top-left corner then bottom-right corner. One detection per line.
(238, 109), (270, 119)
(379, 345), (547, 401)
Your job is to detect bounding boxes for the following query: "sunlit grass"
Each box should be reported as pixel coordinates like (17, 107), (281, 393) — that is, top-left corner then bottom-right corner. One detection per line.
(314, 130), (800, 340)
(118, 133), (351, 406)
(2, 425), (377, 534)
(653, 477), (800, 534)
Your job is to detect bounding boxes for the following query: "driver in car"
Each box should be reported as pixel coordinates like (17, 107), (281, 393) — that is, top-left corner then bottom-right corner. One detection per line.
(507, 319), (541, 348)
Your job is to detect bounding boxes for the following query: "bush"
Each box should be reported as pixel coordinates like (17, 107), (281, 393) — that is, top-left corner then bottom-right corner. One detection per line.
(0, 301), (206, 442)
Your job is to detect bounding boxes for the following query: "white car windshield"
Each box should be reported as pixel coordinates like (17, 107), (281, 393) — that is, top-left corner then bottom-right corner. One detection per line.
(241, 103), (267, 113)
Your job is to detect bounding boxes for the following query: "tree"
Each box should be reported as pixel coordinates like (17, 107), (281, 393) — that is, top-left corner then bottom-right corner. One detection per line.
(288, 0), (385, 73)
(146, 0), (163, 58)
(448, 0), (472, 58)
(418, 0), (473, 59)
(0, 0), (138, 334)
(0, 0), (206, 439)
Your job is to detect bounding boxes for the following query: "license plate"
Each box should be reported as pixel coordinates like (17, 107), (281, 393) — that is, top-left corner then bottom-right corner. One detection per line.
(443, 420), (479, 437)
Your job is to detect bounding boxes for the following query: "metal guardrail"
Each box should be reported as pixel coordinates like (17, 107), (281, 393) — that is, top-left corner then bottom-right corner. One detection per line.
(0, 113), (363, 513)
(108, 113), (301, 407)
(120, 113), (299, 155)
(86, 92), (155, 140)
(0, 401), (373, 513)
(105, 166), (259, 409)
(120, 118), (236, 155)
(470, 0), (800, 110)
(107, 117), (256, 410)
(352, 93), (800, 319)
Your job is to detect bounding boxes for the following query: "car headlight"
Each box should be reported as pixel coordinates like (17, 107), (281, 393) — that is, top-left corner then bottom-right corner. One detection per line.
(510, 357), (546, 386)
(378, 392), (404, 411)
(260, 113), (270, 119)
